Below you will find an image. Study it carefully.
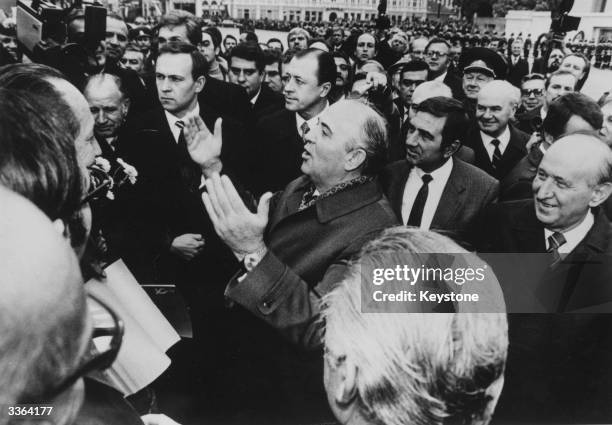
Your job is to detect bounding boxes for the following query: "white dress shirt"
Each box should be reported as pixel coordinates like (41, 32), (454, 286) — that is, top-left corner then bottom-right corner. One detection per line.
(544, 211), (595, 255)
(296, 102), (329, 136)
(401, 158), (454, 229)
(250, 88), (261, 106)
(164, 103), (200, 143)
(480, 126), (511, 162)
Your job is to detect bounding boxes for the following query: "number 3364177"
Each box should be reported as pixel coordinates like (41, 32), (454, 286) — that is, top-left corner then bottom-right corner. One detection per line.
(7, 406), (53, 416)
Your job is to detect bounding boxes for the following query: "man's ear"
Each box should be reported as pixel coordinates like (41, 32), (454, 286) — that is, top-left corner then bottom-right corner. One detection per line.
(320, 81), (332, 98)
(443, 140), (461, 158)
(345, 148), (367, 172)
(589, 182), (612, 208)
(334, 358), (358, 406)
(52, 219), (67, 237)
(194, 75), (206, 93)
(121, 98), (131, 118)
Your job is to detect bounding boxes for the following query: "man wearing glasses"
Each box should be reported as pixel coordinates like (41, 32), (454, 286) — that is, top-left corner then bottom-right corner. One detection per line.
(396, 60), (428, 124)
(518, 73), (545, 115)
(424, 37), (463, 100)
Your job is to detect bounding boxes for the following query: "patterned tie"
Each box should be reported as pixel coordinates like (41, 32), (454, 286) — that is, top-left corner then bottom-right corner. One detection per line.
(490, 139), (503, 170)
(547, 231), (567, 265)
(407, 174), (433, 227)
(300, 121), (310, 139)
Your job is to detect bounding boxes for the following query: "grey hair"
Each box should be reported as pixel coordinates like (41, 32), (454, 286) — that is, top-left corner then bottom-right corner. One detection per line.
(322, 227), (508, 425)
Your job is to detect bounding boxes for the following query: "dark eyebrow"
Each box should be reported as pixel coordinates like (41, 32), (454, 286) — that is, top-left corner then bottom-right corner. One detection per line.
(320, 121), (333, 135)
(417, 128), (434, 139)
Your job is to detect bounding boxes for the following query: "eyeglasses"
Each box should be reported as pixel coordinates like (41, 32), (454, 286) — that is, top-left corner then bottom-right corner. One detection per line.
(26, 292), (124, 403)
(425, 51), (448, 58)
(521, 88), (544, 97)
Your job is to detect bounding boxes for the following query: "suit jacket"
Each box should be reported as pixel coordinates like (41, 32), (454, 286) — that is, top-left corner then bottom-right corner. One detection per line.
(464, 123), (529, 180)
(252, 83), (285, 121)
(198, 76), (252, 125)
(506, 55), (529, 87)
(251, 108), (303, 195)
(515, 105), (543, 134)
(443, 70), (465, 100)
(380, 158), (498, 249)
(499, 143), (543, 201)
(481, 200), (612, 423)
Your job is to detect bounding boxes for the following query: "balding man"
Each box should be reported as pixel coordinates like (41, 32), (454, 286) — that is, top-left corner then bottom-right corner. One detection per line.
(0, 186), (91, 425)
(483, 135), (612, 423)
(186, 99), (398, 422)
(465, 80), (529, 180)
(84, 73), (130, 153)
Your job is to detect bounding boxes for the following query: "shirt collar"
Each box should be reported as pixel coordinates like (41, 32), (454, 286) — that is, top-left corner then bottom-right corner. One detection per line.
(164, 102), (200, 128)
(250, 87), (262, 105)
(480, 125), (511, 150)
(414, 156), (454, 181)
(544, 211), (595, 254)
(296, 101), (329, 134)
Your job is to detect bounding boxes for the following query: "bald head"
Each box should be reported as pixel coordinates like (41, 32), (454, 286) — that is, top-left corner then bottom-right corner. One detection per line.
(478, 80), (521, 106)
(410, 81), (452, 120)
(0, 186), (88, 408)
(534, 134), (612, 232)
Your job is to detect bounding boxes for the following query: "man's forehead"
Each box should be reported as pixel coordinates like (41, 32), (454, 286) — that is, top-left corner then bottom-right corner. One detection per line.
(478, 89), (509, 106)
(231, 56), (257, 68)
(413, 111), (444, 133)
(288, 56), (317, 79)
(124, 50), (144, 59)
(402, 69), (427, 79)
(157, 53), (192, 74)
(427, 42), (448, 51)
(201, 32), (214, 43)
(107, 18), (128, 35)
(550, 74), (576, 87)
(358, 34), (375, 43)
(523, 79), (544, 89)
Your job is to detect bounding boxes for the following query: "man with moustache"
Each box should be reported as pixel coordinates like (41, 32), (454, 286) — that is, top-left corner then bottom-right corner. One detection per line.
(252, 48), (335, 195)
(464, 80), (529, 180)
(330, 51), (352, 102)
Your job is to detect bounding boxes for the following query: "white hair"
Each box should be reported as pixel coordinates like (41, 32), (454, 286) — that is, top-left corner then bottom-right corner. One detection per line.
(412, 81), (453, 102)
(480, 80), (521, 107)
(322, 227), (508, 425)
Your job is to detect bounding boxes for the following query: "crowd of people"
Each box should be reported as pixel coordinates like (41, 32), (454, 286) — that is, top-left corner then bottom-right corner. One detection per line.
(1, 6), (612, 425)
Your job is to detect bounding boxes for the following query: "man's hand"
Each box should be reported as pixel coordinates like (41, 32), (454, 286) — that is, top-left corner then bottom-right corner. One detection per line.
(526, 131), (542, 151)
(141, 414), (181, 425)
(365, 71), (388, 89)
(184, 116), (223, 176)
(201, 173), (272, 256)
(170, 233), (205, 261)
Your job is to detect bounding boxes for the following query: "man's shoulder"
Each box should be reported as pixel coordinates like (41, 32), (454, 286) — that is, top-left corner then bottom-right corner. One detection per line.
(488, 198), (534, 224)
(257, 108), (294, 128)
(453, 158), (499, 187)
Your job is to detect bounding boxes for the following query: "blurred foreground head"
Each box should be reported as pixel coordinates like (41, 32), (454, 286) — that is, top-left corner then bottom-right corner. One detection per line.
(0, 186), (90, 425)
(322, 227), (508, 425)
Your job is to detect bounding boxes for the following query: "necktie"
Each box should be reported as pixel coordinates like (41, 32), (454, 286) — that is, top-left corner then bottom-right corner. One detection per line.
(407, 174), (433, 227)
(490, 139), (503, 170)
(176, 119), (200, 191)
(300, 121), (310, 139)
(547, 231), (566, 265)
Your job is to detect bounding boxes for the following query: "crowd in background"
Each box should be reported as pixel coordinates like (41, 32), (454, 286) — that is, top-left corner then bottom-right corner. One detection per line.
(1, 6), (612, 425)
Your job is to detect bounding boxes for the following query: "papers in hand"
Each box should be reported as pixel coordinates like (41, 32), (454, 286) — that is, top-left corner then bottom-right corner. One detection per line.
(86, 260), (180, 396)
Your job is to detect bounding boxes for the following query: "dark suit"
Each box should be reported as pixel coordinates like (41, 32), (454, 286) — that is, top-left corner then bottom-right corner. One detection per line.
(222, 176), (398, 423)
(515, 105), (543, 134)
(443, 71), (465, 100)
(506, 55), (529, 87)
(198, 77), (252, 125)
(251, 108), (303, 195)
(464, 123), (529, 180)
(380, 158), (498, 248)
(252, 83), (285, 120)
(481, 200), (612, 423)
(499, 143), (543, 201)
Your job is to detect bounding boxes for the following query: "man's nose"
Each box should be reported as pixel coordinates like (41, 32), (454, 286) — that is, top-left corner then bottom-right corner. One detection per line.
(405, 132), (418, 147)
(535, 177), (553, 198)
(160, 78), (171, 91)
(96, 110), (107, 123)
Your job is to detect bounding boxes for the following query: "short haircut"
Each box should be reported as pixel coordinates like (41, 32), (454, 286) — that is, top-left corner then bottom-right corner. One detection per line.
(0, 88), (84, 235)
(543, 92), (603, 140)
(157, 41), (209, 80)
(293, 48), (336, 88)
(202, 26), (222, 49)
(344, 100), (388, 176)
(267, 37), (284, 50)
(416, 96), (469, 148)
(229, 42), (265, 72)
(157, 10), (202, 45)
(322, 226), (508, 425)
(84, 73), (128, 100)
(424, 37), (450, 52)
(401, 59), (429, 75)
(545, 69), (577, 90)
(263, 49), (282, 74)
(287, 27), (310, 43)
(223, 34), (237, 45)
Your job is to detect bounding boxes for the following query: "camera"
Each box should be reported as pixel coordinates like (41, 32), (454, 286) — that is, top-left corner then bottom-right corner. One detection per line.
(16, 0), (106, 85)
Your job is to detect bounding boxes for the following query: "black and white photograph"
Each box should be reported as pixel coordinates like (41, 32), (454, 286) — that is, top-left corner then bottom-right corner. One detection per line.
(1, 0), (612, 423)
